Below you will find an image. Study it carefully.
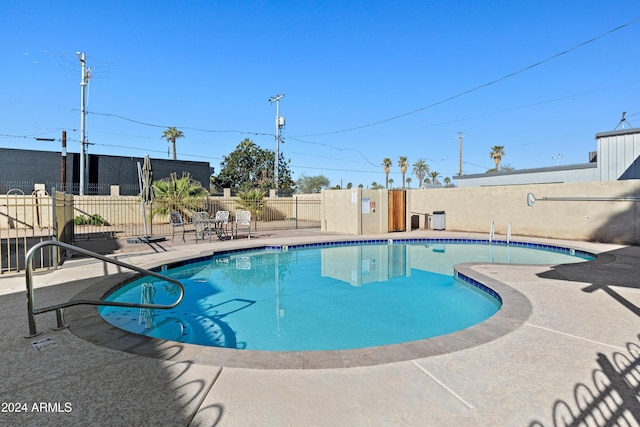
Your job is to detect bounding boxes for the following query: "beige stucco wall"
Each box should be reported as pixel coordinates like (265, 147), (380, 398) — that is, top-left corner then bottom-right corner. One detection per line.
(321, 189), (389, 235)
(0, 194), (53, 229)
(321, 189), (361, 234)
(360, 189), (388, 234)
(73, 196), (143, 225)
(408, 180), (640, 243)
(6, 182), (639, 244)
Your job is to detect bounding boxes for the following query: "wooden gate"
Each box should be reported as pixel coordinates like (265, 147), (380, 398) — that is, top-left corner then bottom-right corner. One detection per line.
(388, 190), (406, 232)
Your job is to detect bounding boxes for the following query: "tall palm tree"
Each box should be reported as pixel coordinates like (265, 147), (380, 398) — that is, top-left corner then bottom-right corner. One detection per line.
(489, 146), (505, 171)
(406, 177), (412, 189)
(429, 171), (441, 185)
(162, 127), (185, 160)
(388, 178), (394, 189)
(383, 158), (392, 189)
(398, 156), (408, 189)
(412, 159), (429, 189)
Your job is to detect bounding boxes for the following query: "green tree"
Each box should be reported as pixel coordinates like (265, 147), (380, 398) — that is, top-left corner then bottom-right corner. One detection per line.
(161, 127), (185, 160)
(406, 177), (412, 189)
(213, 138), (294, 193)
(383, 158), (392, 189)
(346, 182), (353, 189)
(296, 174), (330, 193)
(429, 171), (441, 185)
(153, 172), (208, 218)
(412, 159), (429, 189)
(371, 181), (384, 190)
(398, 156), (408, 189)
(489, 146), (505, 172)
(388, 178), (395, 189)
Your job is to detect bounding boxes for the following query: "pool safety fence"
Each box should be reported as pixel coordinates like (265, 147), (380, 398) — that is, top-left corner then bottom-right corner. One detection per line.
(0, 192), (321, 274)
(0, 191), (59, 274)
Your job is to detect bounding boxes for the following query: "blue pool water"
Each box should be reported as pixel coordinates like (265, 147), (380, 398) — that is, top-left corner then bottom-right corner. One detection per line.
(100, 240), (593, 351)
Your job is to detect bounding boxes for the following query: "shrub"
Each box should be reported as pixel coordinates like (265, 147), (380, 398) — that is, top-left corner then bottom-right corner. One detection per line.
(237, 188), (266, 219)
(153, 172), (208, 219)
(74, 213), (107, 226)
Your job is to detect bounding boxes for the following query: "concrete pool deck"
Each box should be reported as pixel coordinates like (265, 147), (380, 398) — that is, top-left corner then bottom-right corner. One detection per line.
(1, 229), (638, 426)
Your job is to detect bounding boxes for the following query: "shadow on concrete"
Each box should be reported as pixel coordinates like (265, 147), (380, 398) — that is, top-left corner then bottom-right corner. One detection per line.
(537, 246), (640, 317)
(71, 235), (172, 257)
(1, 236), (58, 273)
(13, 267), (225, 425)
(529, 334), (640, 427)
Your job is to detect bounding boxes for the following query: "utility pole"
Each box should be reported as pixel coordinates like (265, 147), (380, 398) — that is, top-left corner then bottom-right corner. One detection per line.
(77, 52), (91, 195)
(458, 132), (465, 176)
(61, 131), (67, 192)
(268, 93), (285, 195)
(615, 112), (631, 130)
(552, 153), (564, 166)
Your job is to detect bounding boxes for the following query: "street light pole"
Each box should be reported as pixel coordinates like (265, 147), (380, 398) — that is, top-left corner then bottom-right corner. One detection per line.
(269, 93), (284, 195)
(77, 52), (91, 195)
(458, 132), (465, 176)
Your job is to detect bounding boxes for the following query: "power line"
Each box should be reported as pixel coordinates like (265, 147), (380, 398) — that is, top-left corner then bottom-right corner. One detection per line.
(293, 16), (640, 138)
(90, 143), (224, 161)
(286, 137), (380, 166)
(291, 164), (380, 174)
(411, 80), (640, 131)
(82, 110), (273, 136)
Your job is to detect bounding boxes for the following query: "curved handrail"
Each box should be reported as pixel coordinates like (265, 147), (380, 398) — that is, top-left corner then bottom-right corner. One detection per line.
(25, 240), (185, 338)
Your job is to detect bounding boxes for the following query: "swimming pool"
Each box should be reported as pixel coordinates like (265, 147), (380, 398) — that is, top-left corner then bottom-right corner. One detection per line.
(99, 239), (593, 352)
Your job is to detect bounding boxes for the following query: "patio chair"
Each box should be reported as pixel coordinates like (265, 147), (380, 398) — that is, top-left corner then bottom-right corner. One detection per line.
(213, 210), (230, 240)
(169, 211), (194, 242)
(193, 211), (212, 243)
(233, 210), (251, 239)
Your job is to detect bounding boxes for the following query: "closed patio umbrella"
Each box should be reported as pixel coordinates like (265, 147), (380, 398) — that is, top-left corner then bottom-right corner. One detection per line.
(142, 155), (155, 207)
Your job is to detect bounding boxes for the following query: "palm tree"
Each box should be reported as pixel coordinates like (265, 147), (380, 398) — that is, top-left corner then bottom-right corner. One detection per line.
(398, 156), (408, 189)
(444, 177), (451, 186)
(237, 188), (266, 220)
(153, 172), (207, 218)
(489, 146), (505, 171)
(412, 159), (429, 188)
(406, 177), (412, 189)
(162, 127), (185, 160)
(388, 178), (394, 189)
(429, 171), (441, 185)
(382, 158), (392, 189)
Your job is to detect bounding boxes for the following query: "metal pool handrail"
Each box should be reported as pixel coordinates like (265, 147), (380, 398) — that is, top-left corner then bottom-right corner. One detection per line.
(25, 240), (185, 338)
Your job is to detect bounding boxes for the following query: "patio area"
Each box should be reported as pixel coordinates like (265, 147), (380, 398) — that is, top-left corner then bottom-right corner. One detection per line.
(1, 229), (638, 426)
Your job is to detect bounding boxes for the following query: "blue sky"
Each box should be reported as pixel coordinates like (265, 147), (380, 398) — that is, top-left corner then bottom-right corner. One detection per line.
(2, 1), (639, 188)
